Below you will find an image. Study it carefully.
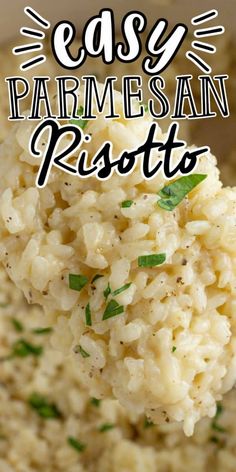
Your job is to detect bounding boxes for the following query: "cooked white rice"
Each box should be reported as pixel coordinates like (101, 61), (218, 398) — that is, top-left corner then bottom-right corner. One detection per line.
(1, 80), (236, 435)
(0, 264), (236, 472)
(0, 9), (236, 471)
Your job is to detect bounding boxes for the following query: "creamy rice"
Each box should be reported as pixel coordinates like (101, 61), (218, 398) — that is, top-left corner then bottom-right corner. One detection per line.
(1, 81), (236, 435)
(0, 1), (235, 468)
(1, 264), (236, 472)
(0, 21), (236, 450)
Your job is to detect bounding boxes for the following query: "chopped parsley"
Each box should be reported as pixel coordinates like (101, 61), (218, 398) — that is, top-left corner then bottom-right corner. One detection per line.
(69, 106), (88, 130)
(121, 200), (134, 208)
(0, 303), (9, 308)
(91, 274), (104, 284)
(138, 253), (166, 268)
(211, 403), (226, 433)
(67, 436), (86, 453)
(215, 403), (223, 419)
(12, 339), (43, 358)
(75, 345), (90, 358)
(32, 327), (53, 335)
(112, 283), (131, 297)
(212, 423), (227, 433)
(69, 274), (88, 292)
(28, 393), (62, 419)
(102, 300), (124, 321)
(98, 423), (115, 433)
(144, 417), (154, 429)
(157, 174), (207, 211)
(172, 346), (177, 353)
(104, 282), (131, 300)
(85, 303), (92, 326)
(90, 397), (101, 408)
(103, 283), (111, 300)
(11, 318), (24, 332)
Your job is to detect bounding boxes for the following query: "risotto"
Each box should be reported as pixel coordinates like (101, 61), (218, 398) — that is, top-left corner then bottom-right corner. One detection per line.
(0, 83), (236, 435)
(1, 264), (236, 472)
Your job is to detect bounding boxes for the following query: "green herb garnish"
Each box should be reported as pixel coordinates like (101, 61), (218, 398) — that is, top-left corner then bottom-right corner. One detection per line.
(67, 436), (86, 453)
(90, 397), (101, 408)
(211, 403), (226, 433)
(212, 423), (226, 433)
(144, 417), (154, 429)
(69, 274), (88, 292)
(11, 318), (24, 332)
(28, 393), (62, 419)
(102, 300), (124, 321)
(121, 200), (133, 208)
(103, 283), (111, 300)
(32, 327), (53, 335)
(210, 436), (219, 444)
(172, 346), (177, 353)
(157, 174), (207, 211)
(98, 423), (115, 433)
(112, 283), (131, 297)
(104, 282), (131, 300)
(69, 106), (88, 130)
(91, 274), (104, 284)
(215, 403), (223, 420)
(12, 339), (43, 358)
(76, 345), (90, 358)
(85, 303), (92, 326)
(138, 253), (166, 268)
(0, 303), (9, 308)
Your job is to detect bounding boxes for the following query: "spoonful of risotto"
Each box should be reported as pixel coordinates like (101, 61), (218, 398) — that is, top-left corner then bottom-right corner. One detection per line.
(0, 86), (236, 436)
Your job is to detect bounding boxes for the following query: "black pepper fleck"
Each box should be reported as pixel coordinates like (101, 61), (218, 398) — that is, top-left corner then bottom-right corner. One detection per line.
(176, 277), (184, 284)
